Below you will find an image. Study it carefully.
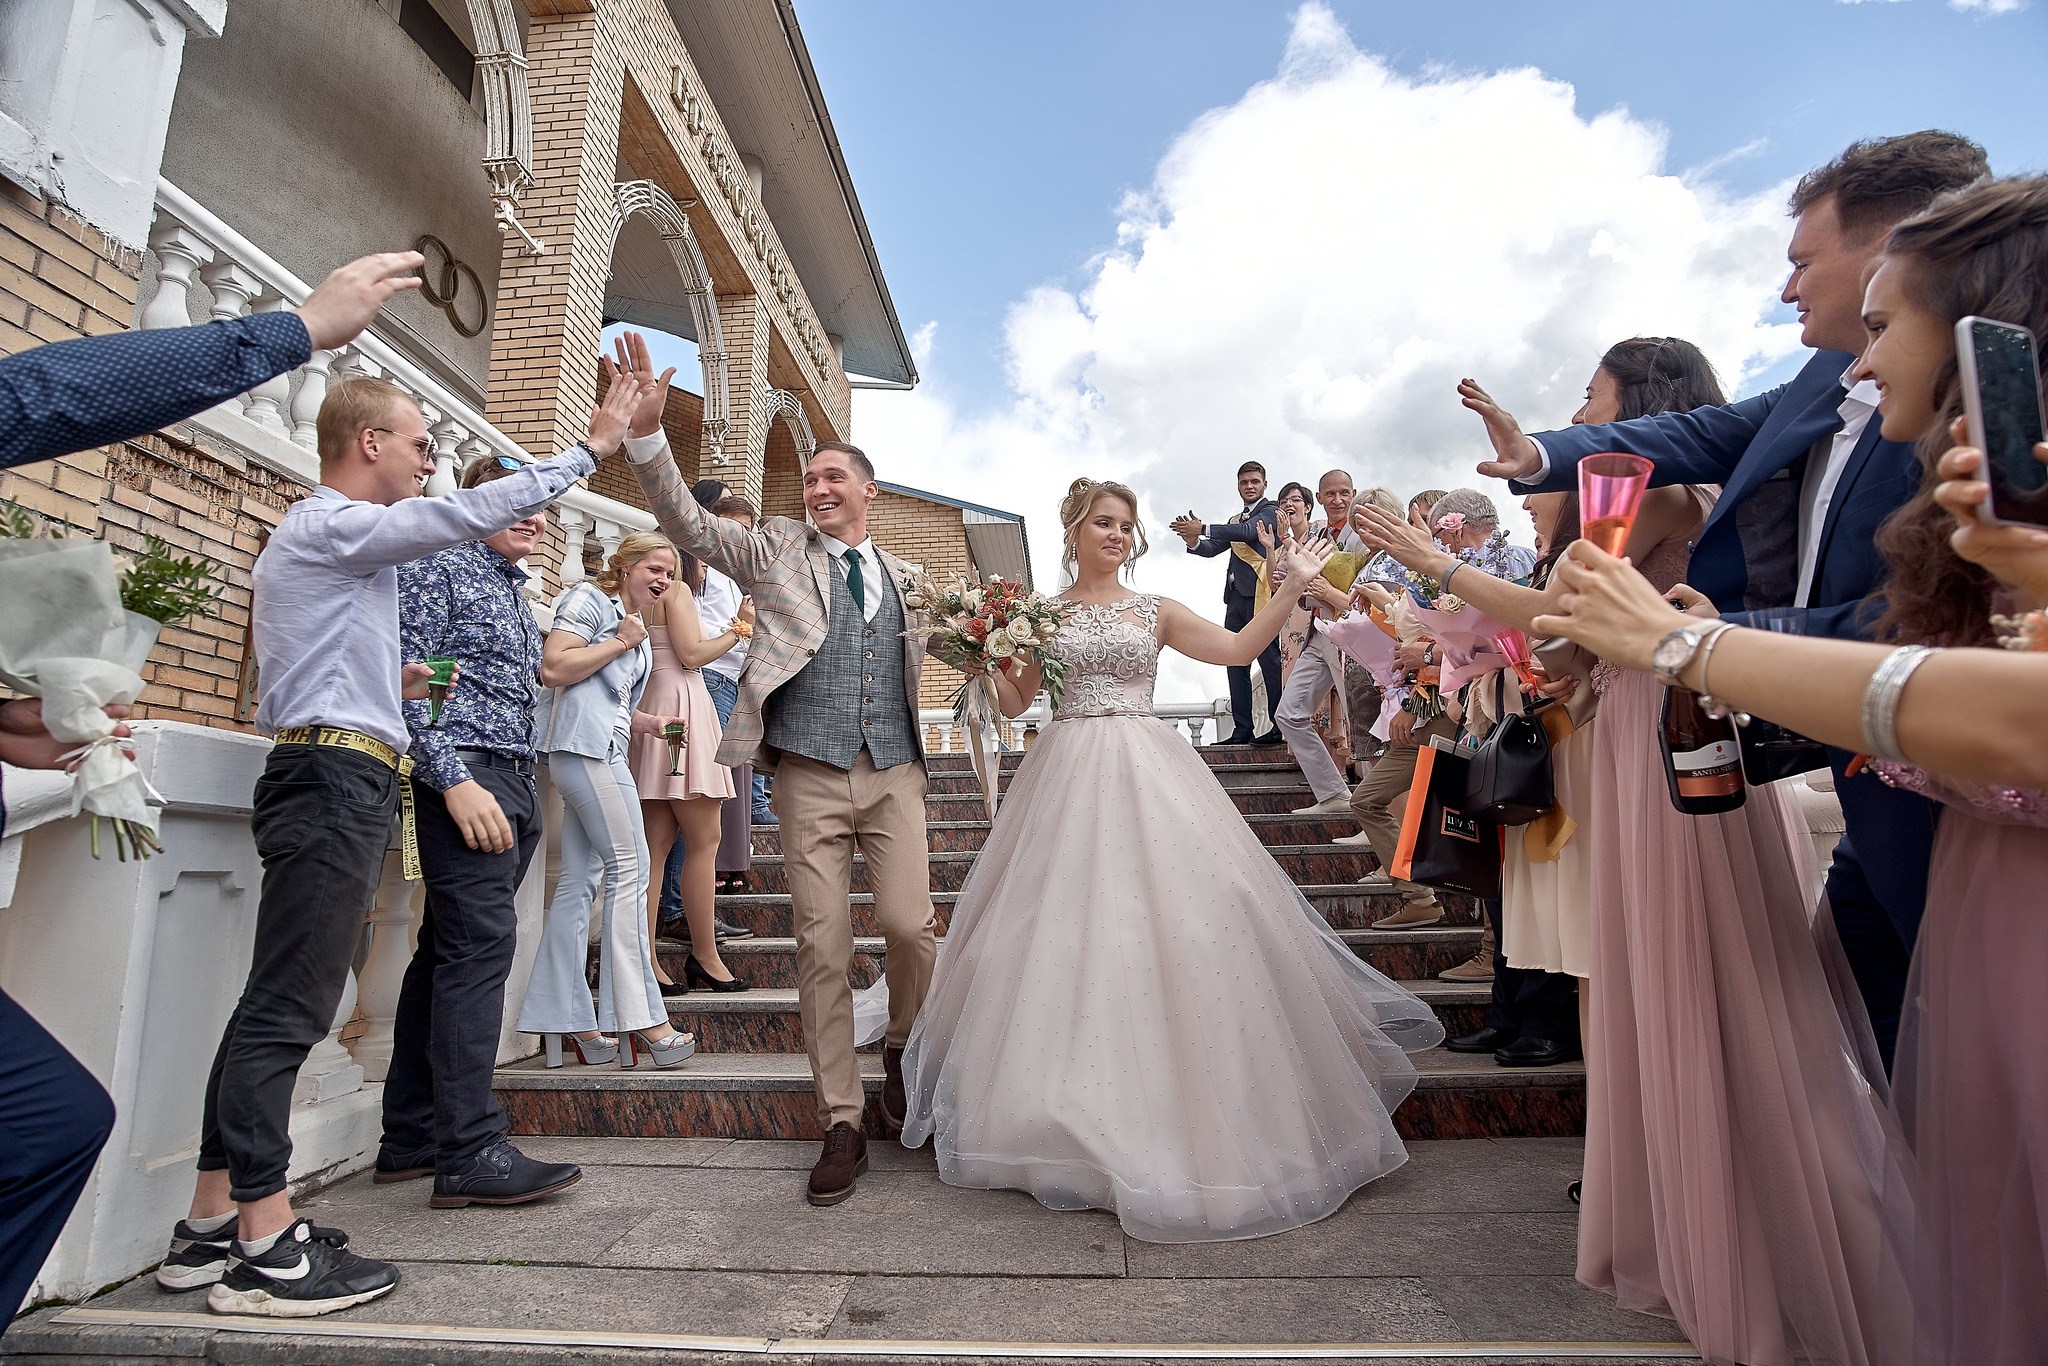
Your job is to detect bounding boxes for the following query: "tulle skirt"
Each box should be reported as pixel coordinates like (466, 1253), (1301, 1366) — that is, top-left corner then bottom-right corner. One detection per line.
(897, 711), (1444, 1243)
(1880, 810), (2048, 1365)
(1579, 668), (1890, 1366)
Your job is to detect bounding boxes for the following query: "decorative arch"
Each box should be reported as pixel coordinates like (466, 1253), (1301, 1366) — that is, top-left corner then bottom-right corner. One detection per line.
(609, 179), (732, 462)
(466, 0), (544, 256)
(767, 388), (817, 471)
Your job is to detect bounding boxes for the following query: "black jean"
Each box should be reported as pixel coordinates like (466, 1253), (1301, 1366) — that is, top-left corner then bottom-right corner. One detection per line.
(0, 988), (115, 1329)
(1479, 898), (1580, 1044)
(379, 761), (540, 1169)
(199, 744), (397, 1202)
(1224, 592), (1284, 737)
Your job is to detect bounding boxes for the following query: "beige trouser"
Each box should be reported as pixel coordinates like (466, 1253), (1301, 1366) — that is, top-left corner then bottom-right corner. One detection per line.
(1348, 712), (1459, 895)
(773, 750), (938, 1129)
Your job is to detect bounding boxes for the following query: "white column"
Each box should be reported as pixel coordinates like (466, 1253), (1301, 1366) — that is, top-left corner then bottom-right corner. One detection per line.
(557, 502), (589, 588)
(140, 221), (212, 331)
(425, 411), (464, 496)
(241, 293), (295, 435)
(290, 347), (336, 449)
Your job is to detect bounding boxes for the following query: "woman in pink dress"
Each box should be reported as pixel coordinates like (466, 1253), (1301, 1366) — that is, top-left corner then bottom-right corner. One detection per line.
(631, 547), (751, 994)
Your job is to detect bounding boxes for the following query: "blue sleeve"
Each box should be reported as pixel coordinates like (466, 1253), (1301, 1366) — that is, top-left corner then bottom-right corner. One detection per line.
(1514, 385), (1787, 495)
(1202, 511), (1274, 547)
(549, 584), (611, 643)
(0, 313), (312, 470)
(1723, 596), (1883, 643)
(1187, 536), (1229, 559)
(397, 553), (469, 792)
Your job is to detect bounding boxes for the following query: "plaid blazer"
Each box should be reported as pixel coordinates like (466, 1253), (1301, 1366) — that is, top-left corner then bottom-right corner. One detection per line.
(626, 438), (930, 770)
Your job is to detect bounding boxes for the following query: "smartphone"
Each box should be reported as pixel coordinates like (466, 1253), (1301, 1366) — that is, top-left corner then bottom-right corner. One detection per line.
(1956, 315), (2048, 527)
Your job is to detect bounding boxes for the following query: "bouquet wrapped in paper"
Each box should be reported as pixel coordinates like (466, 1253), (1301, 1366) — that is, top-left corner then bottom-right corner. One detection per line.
(900, 570), (1068, 814)
(0, 508), (221, 858)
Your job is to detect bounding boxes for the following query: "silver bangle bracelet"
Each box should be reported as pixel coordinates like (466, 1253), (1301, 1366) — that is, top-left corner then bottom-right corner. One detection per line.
(1439, 561), (1461, 595)
(1859, 645), (1939, 762)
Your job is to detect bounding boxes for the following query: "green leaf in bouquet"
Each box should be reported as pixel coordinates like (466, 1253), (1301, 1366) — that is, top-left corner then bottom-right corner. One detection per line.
(120, 535), (223, 627)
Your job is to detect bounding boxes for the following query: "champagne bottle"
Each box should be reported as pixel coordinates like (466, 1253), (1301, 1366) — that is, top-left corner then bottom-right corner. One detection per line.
(1659, 687), (1745, 814)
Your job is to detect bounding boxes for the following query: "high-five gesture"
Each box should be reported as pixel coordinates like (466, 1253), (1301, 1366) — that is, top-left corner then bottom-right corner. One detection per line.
(1274, 533), (1336, 586)
(1461, 378), (1544, 483)
(603, 330), (680, 439)
(1353, 501), (1447, 576)
(585, 369), (648, 460)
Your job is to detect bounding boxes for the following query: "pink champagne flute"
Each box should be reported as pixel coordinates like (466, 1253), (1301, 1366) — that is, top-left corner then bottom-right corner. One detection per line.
(1578, 453), (1654, 557)
(1489, 627), (1544, 692)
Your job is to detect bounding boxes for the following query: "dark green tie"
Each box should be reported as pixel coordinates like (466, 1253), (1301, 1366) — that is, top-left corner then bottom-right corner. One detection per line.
(842, 548), (866, 613)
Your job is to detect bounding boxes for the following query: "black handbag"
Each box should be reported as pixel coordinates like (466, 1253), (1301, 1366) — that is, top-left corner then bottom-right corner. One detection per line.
(1394, 738), (1504, 900)
(1737, 717), (1831, 786)
(1465, 673), (1555, 826)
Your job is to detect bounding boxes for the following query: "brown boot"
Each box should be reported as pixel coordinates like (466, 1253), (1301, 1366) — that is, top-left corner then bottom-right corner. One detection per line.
(807, 1122), (868, 1207)
(881, 1046), (908, 1136)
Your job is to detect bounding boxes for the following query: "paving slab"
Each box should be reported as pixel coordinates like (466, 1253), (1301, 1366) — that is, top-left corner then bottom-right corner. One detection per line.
(1124, 1212), (1579, 1280)
(1419, 1275), (1689, 1345)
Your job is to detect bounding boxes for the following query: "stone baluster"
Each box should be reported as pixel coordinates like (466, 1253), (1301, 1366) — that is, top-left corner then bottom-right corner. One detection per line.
(195, 261), (265, 419)
(290, 346), (336, 449)
(347, 844), (422, 1082)
(424, 410), (463, 496)
(241, 292), (295, 435)
(140, 220), (212, 330)
(1183, 717), (1205, 746)
(293, 969), (365, 1107)
(592, 515), (623, 567)
(456, 433), (493, 484)
(557, 502), (588, 588)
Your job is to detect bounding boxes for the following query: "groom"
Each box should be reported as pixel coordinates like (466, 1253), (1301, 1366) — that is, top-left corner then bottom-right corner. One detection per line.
(609, 333), (937, 1207)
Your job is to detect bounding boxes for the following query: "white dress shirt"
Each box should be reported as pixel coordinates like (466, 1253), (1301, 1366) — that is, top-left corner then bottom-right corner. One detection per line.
(695, 565), (747, 682)
(1795, 366), (1880, 607)
(820, 532), (882, 623)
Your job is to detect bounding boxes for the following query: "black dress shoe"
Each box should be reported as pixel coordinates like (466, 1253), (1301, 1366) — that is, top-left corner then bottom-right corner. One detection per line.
(372, 1145), (437, 1184)
(1250, 730), (1286, 746)
(713, 916), (754, 941)
(1446, 1025), (1518, 1054)
(1494, 1035), (1582, 1068)
(430, 1140), (581, 1209)
(1211, 730), (1255, 747)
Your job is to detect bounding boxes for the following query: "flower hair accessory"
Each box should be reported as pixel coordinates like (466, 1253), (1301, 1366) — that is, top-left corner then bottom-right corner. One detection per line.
(1433, 511), (1467, 538)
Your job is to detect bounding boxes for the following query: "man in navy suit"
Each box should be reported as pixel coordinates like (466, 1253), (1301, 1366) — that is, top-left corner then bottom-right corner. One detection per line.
(1472, 131), (1989, 1070)
(1173, 462), (1284, 745)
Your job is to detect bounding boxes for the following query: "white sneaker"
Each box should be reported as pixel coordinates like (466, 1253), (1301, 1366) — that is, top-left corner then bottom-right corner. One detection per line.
(1330, 829), (1374, 846)
(1292, 794), (1353, 816)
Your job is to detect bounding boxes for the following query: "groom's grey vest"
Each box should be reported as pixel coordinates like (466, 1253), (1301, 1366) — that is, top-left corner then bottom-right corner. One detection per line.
(764, 552), (920, 771)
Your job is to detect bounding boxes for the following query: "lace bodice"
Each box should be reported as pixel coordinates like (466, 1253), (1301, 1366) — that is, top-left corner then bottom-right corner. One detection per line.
(1873, 761), (2048, 828)
(1047, 593), (1161, 720)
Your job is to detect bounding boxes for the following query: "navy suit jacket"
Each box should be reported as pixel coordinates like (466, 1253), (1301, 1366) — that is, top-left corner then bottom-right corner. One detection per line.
(1515, 349), (1937, 939)
(1191, 498), (1279, 604)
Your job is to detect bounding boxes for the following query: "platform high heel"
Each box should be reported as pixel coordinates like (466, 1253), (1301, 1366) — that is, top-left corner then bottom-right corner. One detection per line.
(619, 1028), (697, 1070)
(685, 956), (749, 994)
(542, 1033), (619, 1068)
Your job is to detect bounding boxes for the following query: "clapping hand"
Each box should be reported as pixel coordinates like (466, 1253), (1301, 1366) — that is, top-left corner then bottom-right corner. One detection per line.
(1461, 378), (1545, 483)
(1932, 417), (2048, 602)
(1170, 512), (1204, 548)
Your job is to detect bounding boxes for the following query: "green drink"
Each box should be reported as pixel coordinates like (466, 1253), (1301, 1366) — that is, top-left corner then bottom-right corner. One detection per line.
(663, 721), (687, 776)
(425, 656), (457, 725)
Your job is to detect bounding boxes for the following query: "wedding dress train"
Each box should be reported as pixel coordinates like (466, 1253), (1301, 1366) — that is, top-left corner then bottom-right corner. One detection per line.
(882, 593), (1443, 1242)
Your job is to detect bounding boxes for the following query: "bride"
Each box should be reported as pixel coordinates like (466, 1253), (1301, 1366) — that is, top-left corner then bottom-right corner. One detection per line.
(890, 477), (1445, 1242)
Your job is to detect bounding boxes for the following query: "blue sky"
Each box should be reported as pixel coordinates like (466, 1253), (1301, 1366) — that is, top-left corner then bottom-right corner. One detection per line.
(805, 0), (2046, 406)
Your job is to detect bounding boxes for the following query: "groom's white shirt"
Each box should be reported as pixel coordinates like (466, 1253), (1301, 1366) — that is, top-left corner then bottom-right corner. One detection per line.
(819, 531), (882, 624)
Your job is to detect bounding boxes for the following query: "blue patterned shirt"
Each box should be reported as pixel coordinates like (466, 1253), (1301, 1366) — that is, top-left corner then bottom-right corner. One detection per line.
(0, 312), (310, 469)
(397, 540), (545, 791)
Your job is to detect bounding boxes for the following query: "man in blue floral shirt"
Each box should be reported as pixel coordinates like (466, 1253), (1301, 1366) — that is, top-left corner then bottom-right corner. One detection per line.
(374, 457), (581, 1211)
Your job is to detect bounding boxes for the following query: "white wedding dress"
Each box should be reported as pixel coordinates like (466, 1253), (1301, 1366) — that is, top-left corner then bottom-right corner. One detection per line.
(891, 593), (1445, 1242)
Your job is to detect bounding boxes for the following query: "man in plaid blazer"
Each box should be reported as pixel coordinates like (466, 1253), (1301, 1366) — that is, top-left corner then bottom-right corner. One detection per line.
(609, 333), (936, 1208)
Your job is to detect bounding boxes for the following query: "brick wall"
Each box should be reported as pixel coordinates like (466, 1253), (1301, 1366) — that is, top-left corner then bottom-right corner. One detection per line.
(0, 182), (140, 354)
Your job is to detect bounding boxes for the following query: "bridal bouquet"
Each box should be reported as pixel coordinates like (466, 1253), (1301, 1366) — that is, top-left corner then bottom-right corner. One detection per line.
(0, 504), (222, 859)
(900, 570), (1067, 814)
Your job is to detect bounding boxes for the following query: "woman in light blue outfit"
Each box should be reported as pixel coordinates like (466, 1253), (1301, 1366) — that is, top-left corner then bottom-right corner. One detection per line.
(519, 532), (696, 1069)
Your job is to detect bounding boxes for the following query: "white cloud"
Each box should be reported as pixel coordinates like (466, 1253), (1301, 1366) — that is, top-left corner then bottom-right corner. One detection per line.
(855, 2), (1802, 706)
(1949, 0), (2027, 12)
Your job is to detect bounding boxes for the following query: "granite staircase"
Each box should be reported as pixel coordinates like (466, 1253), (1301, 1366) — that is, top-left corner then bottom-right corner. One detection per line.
(492, 746), (1587, 1142)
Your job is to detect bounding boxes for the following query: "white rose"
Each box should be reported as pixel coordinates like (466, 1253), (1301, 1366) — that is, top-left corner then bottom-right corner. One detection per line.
(1005, 620), (1035, 646)
(986, 633), (1017, 660)
(964, 587), (984, 612)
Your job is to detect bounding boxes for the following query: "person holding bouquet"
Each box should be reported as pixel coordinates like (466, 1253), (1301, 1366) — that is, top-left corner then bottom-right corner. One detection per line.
(162, 371), (646, 1319)
(520, 533), (699, 1069)
(607, 330), (937, 1210)
(891, 478), (1443, 1242)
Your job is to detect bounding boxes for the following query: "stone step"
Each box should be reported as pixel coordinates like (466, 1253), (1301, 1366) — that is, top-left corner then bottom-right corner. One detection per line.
(918, 786), (1338, 820)
(700, 881), (1482, 939)
(670, 924), (1486, 989)
(925, 743), (1282, 775)
(494, 1047), (1584, 1143)
(733, 843), (1414, 895)
(627, 982), (1490, 1055)
(747, 810), (1373, 857)
(925, 758), (1313, 797)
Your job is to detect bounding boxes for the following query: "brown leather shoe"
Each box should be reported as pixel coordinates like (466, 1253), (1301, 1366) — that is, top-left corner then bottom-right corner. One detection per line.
(807, 1122), (868, 1206)
(880, 1046), (907, 1135)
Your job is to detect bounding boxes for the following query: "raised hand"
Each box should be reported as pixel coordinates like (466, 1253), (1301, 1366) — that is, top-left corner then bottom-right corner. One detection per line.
(585, 370), (646, 460)
(1932, 417), (2048, 602)
(1277, 535), (1336, 585)
(605, 330), (679, 440)
(1353, 501), (1442, 571)
(1253, 519), (1277, 554)
(1460, 378), (1544, 483)
(295, 252), (426, 351)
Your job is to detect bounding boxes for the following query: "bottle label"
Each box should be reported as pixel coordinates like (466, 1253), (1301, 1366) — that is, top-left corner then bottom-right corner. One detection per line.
(1671, 739), (1742, 796)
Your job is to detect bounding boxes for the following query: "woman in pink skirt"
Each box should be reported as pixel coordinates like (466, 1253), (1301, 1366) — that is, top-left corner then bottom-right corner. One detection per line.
(632, 541), (752, 994)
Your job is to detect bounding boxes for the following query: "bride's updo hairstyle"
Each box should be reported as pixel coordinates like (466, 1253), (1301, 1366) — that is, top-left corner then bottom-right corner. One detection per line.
(1059, 477), (1149, 581)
